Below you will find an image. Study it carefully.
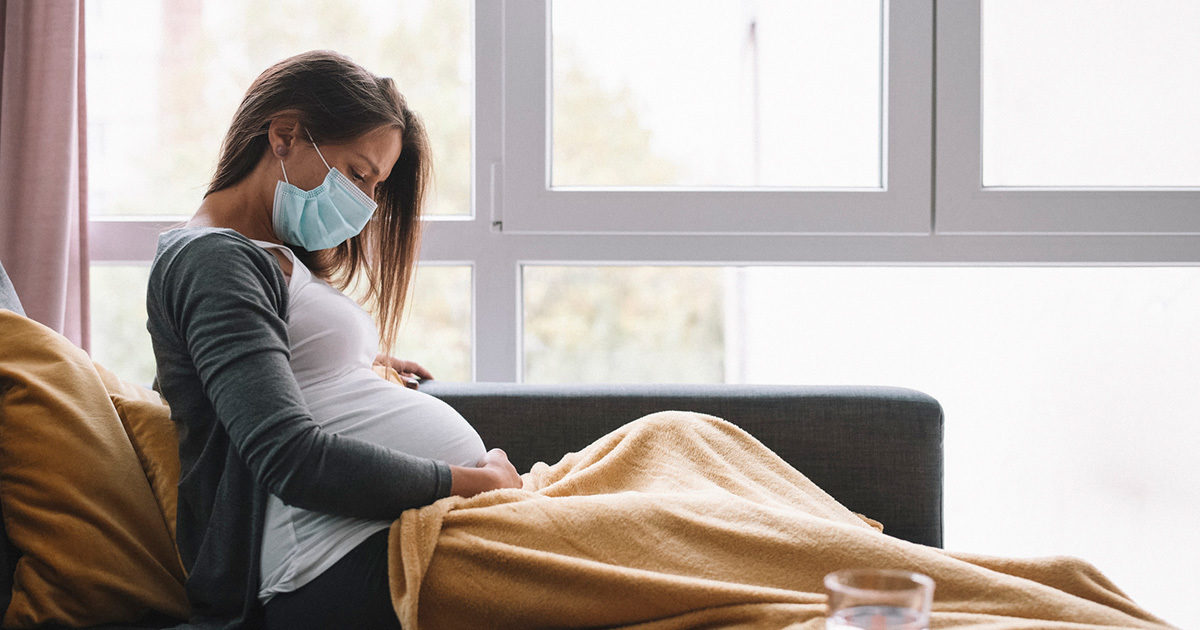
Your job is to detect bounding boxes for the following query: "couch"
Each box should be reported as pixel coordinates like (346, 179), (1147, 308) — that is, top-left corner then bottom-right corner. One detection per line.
(0, 260), (944, 628)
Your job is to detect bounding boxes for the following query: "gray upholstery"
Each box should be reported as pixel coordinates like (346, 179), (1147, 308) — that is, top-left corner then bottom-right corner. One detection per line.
(0, 261), (24, 316)
(421, 382), (944, 548)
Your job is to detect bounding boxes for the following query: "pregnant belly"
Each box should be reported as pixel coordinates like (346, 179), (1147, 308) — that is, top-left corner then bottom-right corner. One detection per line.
(300, 368), (487, 468)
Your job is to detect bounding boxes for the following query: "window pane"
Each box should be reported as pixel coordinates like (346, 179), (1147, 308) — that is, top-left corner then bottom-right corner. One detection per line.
(90, 265), (155, 386)
(85, 0), (471, 217)
(522, 266), (725, 382)
(735, 266), (1197, 626)
(521, 265), (1196, 623)
(551, 0), (882, 188)
(391, 266), (472, 382)
(90, 264), (471, 385)
(982, 0), (1200, 187)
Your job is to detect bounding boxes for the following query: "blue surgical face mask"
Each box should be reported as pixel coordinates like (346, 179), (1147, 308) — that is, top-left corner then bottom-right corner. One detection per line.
(272, 131), (378, 250)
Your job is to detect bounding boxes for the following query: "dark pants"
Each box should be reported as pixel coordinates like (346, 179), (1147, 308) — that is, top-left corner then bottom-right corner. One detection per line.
(263, 528), (401, 629)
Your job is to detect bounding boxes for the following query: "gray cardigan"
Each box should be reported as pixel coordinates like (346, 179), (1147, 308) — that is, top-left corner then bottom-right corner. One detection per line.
(146, 228), (452, 629)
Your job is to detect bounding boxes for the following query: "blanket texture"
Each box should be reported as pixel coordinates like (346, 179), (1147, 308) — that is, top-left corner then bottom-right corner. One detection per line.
(388, 412), (1171, 629)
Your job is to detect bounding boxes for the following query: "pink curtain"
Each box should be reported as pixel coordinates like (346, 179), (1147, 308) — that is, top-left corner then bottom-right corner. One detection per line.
(0, 0), (89, 350)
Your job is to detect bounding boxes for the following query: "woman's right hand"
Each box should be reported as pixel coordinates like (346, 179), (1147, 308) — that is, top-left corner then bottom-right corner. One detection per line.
(449, 448), (522, 497)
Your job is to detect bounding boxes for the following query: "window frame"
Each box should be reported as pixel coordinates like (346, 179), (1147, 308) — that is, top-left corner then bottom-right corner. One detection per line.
(495, 0), (934, 235)
(934, 0), (1200, 234)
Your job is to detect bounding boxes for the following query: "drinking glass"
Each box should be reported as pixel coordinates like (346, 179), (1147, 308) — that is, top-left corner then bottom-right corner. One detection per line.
(824, 568), (934, 630)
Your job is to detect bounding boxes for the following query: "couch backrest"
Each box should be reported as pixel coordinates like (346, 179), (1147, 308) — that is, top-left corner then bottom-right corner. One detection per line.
(421, 381), (945, 548)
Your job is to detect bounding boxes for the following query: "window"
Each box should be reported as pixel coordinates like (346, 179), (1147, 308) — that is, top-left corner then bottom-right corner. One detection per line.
(86, 0), (475, 379)
(88, 265), (154, 384)
(88, 263), (473, 385)
(518, 263), (1199, 625)
(981, 0), (1200, 188)
(733, 266), (1198, 626)
(551, 1), (882, 188)
(492, 0), (932, 234)
(85, 2), (1200, 623)
(523, 266), (725, 382)
(86, 0), (472, 219)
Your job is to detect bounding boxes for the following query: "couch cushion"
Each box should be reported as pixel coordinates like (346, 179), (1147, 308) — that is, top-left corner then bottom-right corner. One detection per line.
(0, 310), (187, 627)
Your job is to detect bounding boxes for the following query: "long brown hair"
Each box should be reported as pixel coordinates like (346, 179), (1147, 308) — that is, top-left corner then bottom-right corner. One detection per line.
(207, 50), (431, 354)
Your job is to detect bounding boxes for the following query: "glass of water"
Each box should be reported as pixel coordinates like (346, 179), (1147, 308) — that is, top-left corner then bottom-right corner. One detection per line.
(824, 568), (934, 630)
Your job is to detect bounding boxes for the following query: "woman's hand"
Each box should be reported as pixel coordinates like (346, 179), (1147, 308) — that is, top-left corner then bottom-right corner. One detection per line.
(480, 448), (523, 489)
(449, 448), (522, 497)
(373, 353), (433, 389)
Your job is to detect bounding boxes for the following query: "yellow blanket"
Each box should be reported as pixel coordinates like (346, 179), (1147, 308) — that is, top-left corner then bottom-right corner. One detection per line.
(388, 412), (1172, 629)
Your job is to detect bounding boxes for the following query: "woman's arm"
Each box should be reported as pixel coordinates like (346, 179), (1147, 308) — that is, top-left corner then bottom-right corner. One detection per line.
(451, 449), (523, 496)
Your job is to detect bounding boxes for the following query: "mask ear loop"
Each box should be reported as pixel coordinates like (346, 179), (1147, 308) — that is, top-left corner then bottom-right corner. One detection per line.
(278, 129), (331, 184)
(306, 129), (333, 171)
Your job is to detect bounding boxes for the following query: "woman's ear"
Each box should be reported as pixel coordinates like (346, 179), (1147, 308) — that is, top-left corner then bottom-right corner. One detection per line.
(267, 112), (302, 158)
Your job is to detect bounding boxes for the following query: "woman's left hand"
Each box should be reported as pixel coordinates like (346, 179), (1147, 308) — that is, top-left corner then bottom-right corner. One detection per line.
(374, 353), (434, 389)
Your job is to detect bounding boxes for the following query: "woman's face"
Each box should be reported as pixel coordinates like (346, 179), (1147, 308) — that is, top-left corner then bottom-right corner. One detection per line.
(282, 124), (403, 200)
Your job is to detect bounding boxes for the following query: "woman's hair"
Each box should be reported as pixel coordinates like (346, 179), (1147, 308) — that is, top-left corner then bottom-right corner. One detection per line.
(206, 50), (431, 355)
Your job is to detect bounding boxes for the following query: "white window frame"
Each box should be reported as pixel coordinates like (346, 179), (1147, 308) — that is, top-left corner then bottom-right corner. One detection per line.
(495, 0), (933, 235)
(935, 0), (1200, 234)
(88, 0), (1200, 385)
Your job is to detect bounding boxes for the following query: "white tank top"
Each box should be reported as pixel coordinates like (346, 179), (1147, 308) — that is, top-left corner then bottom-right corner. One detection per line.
(251, 240), (486, 603)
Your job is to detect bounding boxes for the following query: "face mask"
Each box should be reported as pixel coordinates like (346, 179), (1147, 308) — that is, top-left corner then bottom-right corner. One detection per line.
(272, 131), (378, 250)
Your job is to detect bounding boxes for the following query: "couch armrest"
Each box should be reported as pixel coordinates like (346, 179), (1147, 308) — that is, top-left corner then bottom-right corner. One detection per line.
(420, 382), (943, 548)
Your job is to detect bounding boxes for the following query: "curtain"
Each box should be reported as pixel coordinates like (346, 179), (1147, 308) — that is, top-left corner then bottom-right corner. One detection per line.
(0, 0), (88, 351)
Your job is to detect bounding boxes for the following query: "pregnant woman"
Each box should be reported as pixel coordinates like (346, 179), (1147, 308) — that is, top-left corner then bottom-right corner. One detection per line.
(146, 50), (520, 629)
(147, 49), (1174, 630)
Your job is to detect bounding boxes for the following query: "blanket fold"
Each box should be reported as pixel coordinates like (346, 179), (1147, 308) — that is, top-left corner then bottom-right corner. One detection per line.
(388, 411), (1171, 629)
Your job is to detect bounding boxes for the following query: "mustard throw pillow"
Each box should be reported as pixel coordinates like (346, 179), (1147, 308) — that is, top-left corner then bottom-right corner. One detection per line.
(94, 361), (165, 406)
(0, 310), (188, 627)
(109, 394), (181, 547)
(92, 360), (179, 544)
